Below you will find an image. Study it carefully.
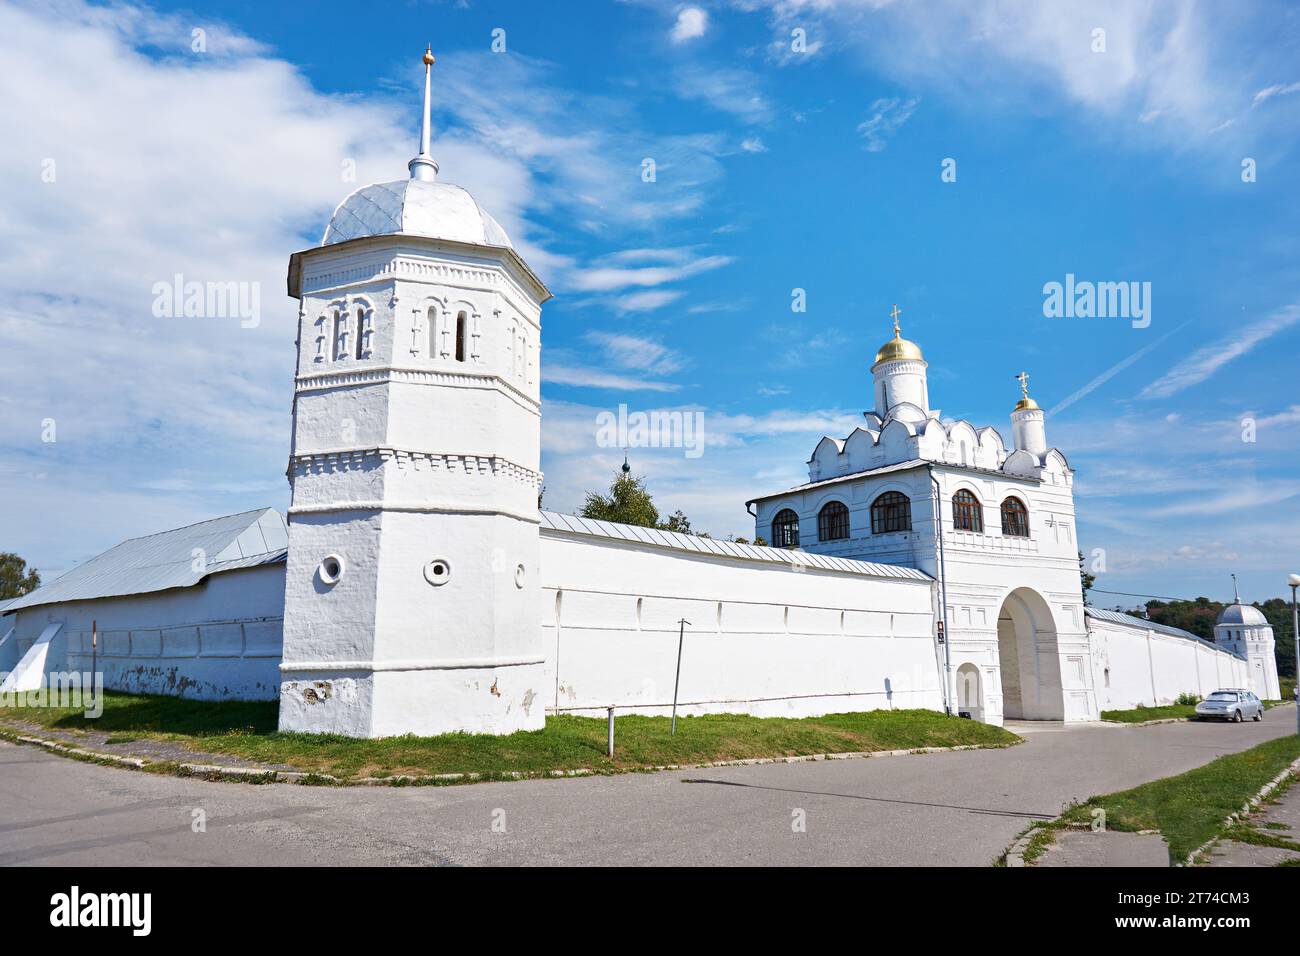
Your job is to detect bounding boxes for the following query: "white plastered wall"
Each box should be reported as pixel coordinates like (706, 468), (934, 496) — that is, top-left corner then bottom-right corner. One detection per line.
(539, 529), (942, 718)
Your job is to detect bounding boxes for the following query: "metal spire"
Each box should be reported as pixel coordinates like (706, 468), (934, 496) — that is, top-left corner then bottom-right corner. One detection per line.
(408, 45), (439, 182)
(1231, 572), (1240, 604)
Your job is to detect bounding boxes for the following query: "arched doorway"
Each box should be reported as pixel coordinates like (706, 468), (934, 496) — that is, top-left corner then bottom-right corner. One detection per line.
(956, 663), (983, 721)
(996, 588), (1064, 720)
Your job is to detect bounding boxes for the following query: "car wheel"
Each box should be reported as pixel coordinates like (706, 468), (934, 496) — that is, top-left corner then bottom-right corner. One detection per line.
(1253, 710), (1262, 721)
(1233, 710), (1243, 723)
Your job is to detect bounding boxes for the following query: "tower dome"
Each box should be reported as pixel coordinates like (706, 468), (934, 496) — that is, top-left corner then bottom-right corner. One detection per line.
(870, 306), (930, 419)
(320, 41), (510, 251)
(1217, 603), (1267, 626)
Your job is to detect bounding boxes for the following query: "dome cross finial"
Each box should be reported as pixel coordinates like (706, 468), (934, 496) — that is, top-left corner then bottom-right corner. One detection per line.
(1231, 572), (1240, 604)
(1013, 371), (1039, 411)
(889, 303), (902, 337)
(408, 44), (440, 182)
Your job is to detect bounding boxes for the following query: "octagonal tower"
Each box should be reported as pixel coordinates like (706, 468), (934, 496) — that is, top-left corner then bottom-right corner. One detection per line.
(278, 49), (551, 737)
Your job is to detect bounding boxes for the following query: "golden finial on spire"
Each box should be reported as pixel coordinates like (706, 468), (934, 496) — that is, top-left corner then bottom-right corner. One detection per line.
(1014, 371), (1039, 411)
(409, 44), (439, 181)
(889, 303), (902, 337)
(873, 303), (923, 364)
(423, 44), (435, 66)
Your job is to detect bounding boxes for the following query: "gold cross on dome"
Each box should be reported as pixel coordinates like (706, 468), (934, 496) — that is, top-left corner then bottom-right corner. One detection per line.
(1016, 371), (1030, 397)
(889, 303), (902, 336)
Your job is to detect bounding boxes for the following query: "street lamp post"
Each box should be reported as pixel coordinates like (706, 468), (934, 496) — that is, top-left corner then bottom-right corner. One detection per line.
(1289, 574), (1300, 736)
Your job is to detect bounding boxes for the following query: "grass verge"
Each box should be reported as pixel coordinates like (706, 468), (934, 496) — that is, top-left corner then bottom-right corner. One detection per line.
(0, 690), (1019, 783)
(1055, 734), (1300, 861)
(1101, 698), (1290, 723)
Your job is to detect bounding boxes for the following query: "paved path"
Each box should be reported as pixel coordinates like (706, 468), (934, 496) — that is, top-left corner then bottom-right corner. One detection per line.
(0, 709), (1293, 867)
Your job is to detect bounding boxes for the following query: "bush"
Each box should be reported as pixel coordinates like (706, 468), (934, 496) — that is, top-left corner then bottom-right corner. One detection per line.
(1175, 692), (1201, 706)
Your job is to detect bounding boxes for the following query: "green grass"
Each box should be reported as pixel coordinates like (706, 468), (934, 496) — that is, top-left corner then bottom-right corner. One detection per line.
(1057, 734), (1300, 861)
(1102, 697), (1291, 723)
(1282, 676), (1297, 703)
(1101, 704), (1196, 723)
(0, 690), (1018, 782)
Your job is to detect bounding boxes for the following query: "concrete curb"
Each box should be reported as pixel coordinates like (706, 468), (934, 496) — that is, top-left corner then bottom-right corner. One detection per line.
(0, 727), (1018, 788)
(1185, 755), (1300, 866)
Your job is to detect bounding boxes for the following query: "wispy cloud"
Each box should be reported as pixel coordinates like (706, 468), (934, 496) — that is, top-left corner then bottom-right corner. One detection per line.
(856, 97), (919, 152)
(673, 64), (772, 123)
(569, 253), (734, 292)
(1140, 305), (1300, 399)
(543, 366), (681, 393)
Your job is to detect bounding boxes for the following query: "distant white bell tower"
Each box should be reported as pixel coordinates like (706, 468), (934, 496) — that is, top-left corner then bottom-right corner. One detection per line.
(278, 48), (551, 738)
(1214, 576), (1282, 700)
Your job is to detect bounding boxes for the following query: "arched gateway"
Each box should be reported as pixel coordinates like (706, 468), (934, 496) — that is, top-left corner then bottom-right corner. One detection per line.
(996, 587), (1065, 720)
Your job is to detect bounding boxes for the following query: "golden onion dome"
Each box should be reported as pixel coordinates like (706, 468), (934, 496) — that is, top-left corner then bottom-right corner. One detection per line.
(874, 309), (924, 365)
(1013, 372), (1039, 411)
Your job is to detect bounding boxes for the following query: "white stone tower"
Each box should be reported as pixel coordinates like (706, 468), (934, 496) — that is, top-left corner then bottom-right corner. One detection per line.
(278, 48), (551, 738)
(1010, 371), (1047, 456)
(1214, 576), (1281, 700)
(870, 306), (930, 423)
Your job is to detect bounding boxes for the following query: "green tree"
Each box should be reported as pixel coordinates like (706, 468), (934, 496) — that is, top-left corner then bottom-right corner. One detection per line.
(581, 471), (660, 528)
(1078, 551), (1095, 606)
(661, 510), (692, 534)
(0, 552), (40, 600)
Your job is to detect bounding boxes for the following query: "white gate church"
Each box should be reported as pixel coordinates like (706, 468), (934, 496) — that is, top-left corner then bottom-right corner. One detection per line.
(0, 53), (1278, 735)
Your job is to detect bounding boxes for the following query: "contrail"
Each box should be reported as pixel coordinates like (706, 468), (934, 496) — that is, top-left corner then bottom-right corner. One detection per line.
(1048, 322), (1188, 418)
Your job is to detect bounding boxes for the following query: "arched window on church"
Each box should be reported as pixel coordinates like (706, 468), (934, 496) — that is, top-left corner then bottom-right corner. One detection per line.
(952, 490), (983, 533)
(817, 501), (849, 541)
(870, 491), (911, 534)
(455, 311), (468, 362)
(428, 306), (440, 358)
(1000, 497), (1030, 537)
(771, 509), (799, 549)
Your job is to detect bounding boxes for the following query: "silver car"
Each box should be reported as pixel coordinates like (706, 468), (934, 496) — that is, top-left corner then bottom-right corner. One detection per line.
(1194, 689), (1264, 722)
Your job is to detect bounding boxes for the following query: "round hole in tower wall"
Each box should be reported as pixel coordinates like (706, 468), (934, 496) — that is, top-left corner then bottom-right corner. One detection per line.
(424, 559), (452, 586)
(515, 563), (526, 588)
(318, 554), (345, 585)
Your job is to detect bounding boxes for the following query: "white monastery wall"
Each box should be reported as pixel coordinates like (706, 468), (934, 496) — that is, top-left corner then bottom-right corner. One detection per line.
(6, 564), (285, 700)
(1086, 615), (1249, 711)
(538, 529), (943, 718)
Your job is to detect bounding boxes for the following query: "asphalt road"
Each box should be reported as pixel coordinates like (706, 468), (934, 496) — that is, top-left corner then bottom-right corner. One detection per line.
(1, 710), (1293, 866)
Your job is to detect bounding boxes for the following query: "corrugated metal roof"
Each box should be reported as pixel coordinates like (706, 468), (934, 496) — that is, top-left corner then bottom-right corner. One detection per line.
(3, 509), (288, 615)
(1085, 607), (1210, 645)
(539, 511), (930, 581)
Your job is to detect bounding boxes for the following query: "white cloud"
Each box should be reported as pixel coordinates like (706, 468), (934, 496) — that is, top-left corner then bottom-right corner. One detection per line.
(569, 254), (734, 292)
(543, 366), (681, 392)
(1253, 81), (1300, 104)
(740, 136), (768, 153)
(671, 6), (709, 43)
(585, 332), (686, 375)
(673, 64), (772, 123)
(1140, 305), (1300, 399)
(856, 96), (919, 151)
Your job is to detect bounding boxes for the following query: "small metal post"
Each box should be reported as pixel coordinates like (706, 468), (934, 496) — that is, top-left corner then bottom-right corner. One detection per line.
(607, 706), (615, 758)
(671, 618), (689, 735)
(90, 619), (97, 710)
(1289, 577), (1299, 735)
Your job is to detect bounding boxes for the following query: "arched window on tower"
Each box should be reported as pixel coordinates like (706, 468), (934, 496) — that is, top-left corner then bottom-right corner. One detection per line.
(427, 306), (440, 358)
(1000, 497), (1030, 537)
(354, 305), (370, 359)
(870, 491), (911, 534)
(332, 308), (348, 361)
(817, 501), (849, 541)
(771, 509), (799, 549)
(455, 311), (468, 362)
(952, 490), (983, 533)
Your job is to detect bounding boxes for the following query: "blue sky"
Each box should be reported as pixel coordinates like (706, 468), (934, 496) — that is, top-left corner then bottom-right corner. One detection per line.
(2, 0), (1299, 606)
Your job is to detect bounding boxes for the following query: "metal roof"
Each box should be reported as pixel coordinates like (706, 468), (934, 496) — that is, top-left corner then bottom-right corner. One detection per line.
(1085, 607), (1211, 645)
(3, 509), (288, 615)
(539, 511), (930, 581)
